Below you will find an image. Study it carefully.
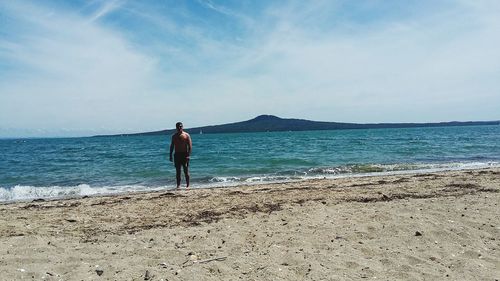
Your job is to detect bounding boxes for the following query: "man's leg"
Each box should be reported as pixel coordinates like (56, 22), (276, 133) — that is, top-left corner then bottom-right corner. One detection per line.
(175, 164), (181, 188)
(182, 163), (190, 188)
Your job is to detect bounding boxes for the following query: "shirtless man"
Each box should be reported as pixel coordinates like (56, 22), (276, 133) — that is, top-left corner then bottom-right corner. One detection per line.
(169, 122), (192, 189)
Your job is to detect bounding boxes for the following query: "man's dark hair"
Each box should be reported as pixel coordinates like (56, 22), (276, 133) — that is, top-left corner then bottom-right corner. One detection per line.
(176, 122), (183, 128)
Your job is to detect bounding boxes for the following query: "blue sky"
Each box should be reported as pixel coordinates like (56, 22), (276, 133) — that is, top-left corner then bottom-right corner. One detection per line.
(1, 0), (499, 137)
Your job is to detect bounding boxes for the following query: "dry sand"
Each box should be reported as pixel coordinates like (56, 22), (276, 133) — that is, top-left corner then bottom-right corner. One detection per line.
(0, 168), (499, 280)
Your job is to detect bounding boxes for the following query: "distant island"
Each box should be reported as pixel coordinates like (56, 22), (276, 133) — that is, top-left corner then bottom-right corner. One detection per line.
(96, 115), (499, 137)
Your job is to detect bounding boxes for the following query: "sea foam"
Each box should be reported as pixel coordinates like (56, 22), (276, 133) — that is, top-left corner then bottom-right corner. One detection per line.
(0, 184), (168, 202)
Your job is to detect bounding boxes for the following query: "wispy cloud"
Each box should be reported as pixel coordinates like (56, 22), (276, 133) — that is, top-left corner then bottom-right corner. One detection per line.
(197, 0), (234, 17)
(196, 0), (255, 28)
(88, 0), (123, 22)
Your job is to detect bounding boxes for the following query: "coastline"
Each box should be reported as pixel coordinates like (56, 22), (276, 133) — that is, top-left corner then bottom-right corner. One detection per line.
(0, 168), (499, 280)
(2, 162), (499, 203)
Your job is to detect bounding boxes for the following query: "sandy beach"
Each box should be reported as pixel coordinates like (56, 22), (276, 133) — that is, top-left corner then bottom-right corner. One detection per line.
(0, 168), (499, 280)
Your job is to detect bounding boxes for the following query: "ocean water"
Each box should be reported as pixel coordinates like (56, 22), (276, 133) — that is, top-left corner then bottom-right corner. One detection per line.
(1, 125), (499, 202)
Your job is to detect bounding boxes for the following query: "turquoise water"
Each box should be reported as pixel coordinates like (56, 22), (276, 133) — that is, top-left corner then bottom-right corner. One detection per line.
(1, 125), (499, 201)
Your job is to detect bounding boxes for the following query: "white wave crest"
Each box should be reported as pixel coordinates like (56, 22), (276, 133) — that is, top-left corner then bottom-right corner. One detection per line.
(209, 177), (241, 183)
(0, 184), (168, 202)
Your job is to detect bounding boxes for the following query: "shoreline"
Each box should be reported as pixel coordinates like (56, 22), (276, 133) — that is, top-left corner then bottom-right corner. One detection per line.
(0, 167), (499, 280)
(1, 162), (499, 204)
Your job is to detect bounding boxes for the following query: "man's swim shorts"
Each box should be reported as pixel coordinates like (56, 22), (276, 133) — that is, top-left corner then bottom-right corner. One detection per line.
(174, 152), (189, 168)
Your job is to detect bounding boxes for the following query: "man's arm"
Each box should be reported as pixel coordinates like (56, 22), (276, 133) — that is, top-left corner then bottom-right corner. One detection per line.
(187, 134), (192, 157)
(169, 136), (174, 161)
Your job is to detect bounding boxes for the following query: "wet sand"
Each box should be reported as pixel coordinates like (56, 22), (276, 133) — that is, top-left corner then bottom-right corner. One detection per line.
(0, 168), (499, 280)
